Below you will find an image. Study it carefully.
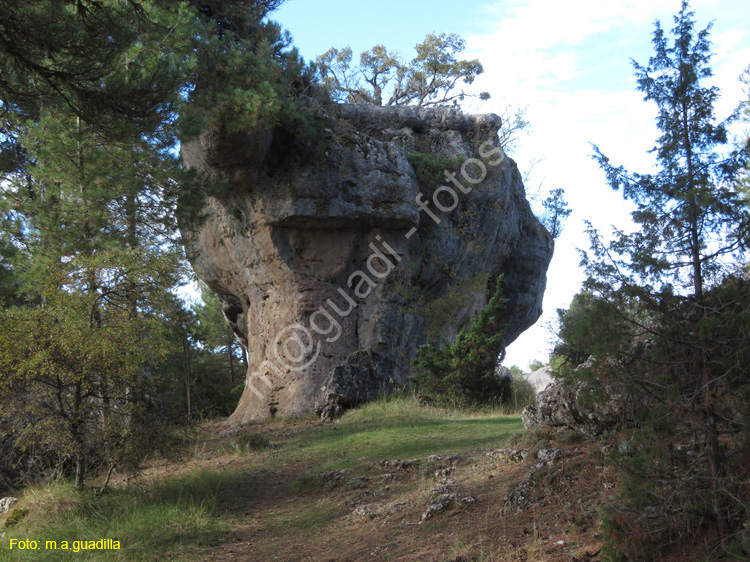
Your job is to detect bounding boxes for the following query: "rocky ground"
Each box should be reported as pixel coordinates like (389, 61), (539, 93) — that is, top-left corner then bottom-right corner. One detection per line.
(2, 400), (714, 562)
(188, 417), (613, 562)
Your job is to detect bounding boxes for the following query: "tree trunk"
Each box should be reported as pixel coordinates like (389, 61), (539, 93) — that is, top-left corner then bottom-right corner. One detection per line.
(74, 454), (85, 490)
(125, 184), (139, 319)
(680, 89), (725, 534)
(72, 380), (85, 489)
(98, 464), (116, 495)
(184, 336), (192, 423)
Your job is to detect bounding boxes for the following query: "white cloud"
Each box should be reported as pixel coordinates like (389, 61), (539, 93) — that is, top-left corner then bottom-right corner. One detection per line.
(467, 0), (750, 368)
(474, 0), (677, 49)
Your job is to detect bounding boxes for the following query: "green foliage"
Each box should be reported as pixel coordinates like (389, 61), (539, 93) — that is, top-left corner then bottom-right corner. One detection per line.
(739, 66), (750, 212)
(0, 282), (179, 486)
(0, 227), (23, 306)
(0, 103), (189, 488)
(229, 432), (270, 455)
(184, 286), (246, 418)
(412, 276), (510, 405)
(407, 151), (466, 188)
(527, 359), (545, 372)
(0, 0), (321, 490)
(412, 274), (487, 345)
(570, 1), (750, 555)
(0, 1), (320, 181)
(506, 376), (537, 413)
(553, 290), (617, 370)
(180, 7), (321, 139)
(3, 508), (28, 529)
(0, 0), (192, 154)
(317, 33), (489, 108)
(540, 188), (571, 239)
(588, 8), (748, 296)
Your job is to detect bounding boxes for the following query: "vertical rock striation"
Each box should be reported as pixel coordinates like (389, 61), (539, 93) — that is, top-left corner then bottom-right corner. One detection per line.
(181, 104), (553, 423)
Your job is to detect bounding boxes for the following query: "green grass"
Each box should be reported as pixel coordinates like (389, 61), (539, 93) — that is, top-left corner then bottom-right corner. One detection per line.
(1, 396), (523, 562)
(0, 471), (240, 561)
(286, 395), (522, 484)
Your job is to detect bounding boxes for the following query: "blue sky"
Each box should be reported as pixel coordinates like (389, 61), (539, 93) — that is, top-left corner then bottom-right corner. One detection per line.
(271, 0), (750, 369)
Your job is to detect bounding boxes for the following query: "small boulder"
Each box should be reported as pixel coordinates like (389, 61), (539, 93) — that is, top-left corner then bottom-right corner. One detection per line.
(536, 448), (563, 469)
(429, 478), (458, 497)
(319, 469), (349, 487)
(352, 504), (377, 520)
(484, 448), (528, 462)
(421, 493), (477, 520)
(0, 497), (17, 514)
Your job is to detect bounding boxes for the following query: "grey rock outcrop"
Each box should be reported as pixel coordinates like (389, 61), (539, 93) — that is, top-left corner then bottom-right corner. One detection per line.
(316, 350), (396, 419)
(503, 448), (565, 513)
(422, 477), (477, 520)
(181, 103), (553, 422)
(0, 496), (17, 514)
(494, 365), (513, 382)
(526, 365), (555, 394)
(522, 380), (641, 435)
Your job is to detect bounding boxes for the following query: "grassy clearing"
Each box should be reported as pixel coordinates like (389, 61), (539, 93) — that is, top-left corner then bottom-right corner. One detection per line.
(0, 395), (524, 562)
(0, 471), (238, 561)
(285, 396), (523, 475)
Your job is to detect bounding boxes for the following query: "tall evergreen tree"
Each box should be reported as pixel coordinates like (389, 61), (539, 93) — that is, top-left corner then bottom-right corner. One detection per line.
(0, 0), (314, 179)
(0, 0), (194, 170)
(572, 1), (750, 553)
(0, 0), (315, 487)
(0, 107), (190, 487)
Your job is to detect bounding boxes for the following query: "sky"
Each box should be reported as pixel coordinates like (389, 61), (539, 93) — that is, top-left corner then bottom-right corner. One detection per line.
(271, 0), (750, 370)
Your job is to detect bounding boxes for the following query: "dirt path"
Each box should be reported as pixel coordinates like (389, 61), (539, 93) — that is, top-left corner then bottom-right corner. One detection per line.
(198, 441), (607, 562)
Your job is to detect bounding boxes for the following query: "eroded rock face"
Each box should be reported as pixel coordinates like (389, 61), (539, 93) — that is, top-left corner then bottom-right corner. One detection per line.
(180, 104), (553, 423)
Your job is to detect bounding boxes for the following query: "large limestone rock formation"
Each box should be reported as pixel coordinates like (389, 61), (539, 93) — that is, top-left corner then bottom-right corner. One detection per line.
(181, 104), (553, 423)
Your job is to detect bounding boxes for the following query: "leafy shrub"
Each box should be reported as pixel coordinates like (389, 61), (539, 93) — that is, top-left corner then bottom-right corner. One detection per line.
(407, 152), (466, 187)
(3, 508), (28, 529)
(229, 432), (269, 455)
(507, 376), (537, 413)
(411, 276), (510, 405)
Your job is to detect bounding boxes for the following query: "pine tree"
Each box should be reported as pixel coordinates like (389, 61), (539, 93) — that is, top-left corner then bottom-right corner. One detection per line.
(178, 1), (320, 140)
(0, 1), (315, 180)
(0, 107), (189, 488)
(540, 188), (571, 240)
(0, 0), (319, 487)
(317, 33), (490, 108)
(0, 1), (196, 165)
(575, 0), (750, 552)
(193, 285), (244, 387)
